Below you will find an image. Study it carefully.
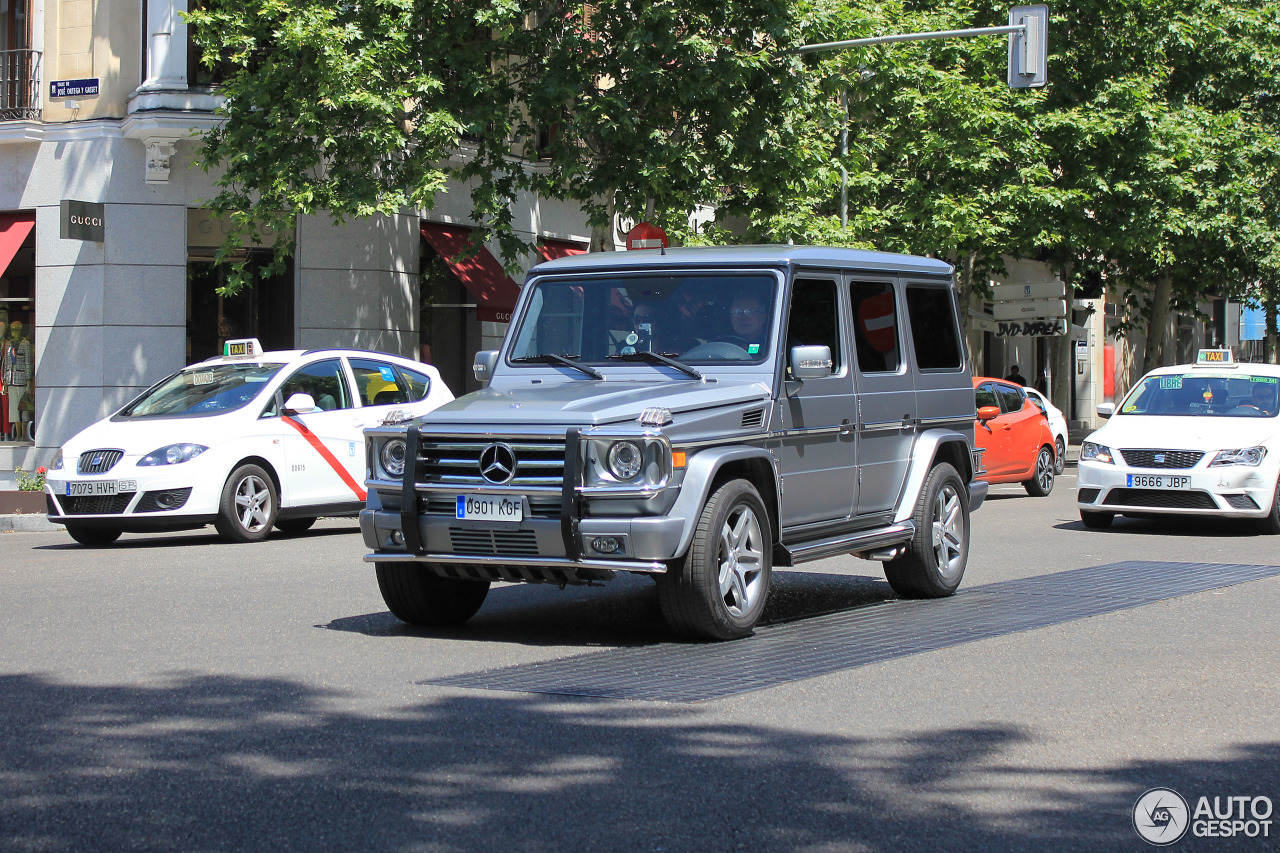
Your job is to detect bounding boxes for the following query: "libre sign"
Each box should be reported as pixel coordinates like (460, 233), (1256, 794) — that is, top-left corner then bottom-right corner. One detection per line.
(61, 200), (105, 242)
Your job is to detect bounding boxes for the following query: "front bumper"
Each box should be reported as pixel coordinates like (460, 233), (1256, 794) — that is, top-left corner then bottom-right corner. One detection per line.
(1076, 460), (1276, 518)
(45, 467), (220, 528)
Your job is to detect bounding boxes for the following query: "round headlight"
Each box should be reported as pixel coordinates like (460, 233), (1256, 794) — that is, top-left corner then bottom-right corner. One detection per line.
(380, 438), (407, 477)
(607, 441), (643, 481)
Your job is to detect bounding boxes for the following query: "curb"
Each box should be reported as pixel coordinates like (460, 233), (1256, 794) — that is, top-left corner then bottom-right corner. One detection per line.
(0, 515), (60, 533)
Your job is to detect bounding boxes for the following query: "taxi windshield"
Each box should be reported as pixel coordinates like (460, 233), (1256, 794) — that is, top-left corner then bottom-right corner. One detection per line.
(119, 362), (285, 418)
(1118, 372), (1279, 418)
(508, 273), (778, 366)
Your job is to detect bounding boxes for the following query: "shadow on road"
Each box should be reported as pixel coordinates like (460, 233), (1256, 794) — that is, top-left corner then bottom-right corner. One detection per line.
(0, 672), (1273, 851)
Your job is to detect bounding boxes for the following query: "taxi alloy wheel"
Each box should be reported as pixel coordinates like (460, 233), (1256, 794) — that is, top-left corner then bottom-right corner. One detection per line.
(215, 463), (279, 543)
(1055, 436), (1066, 475)
(1024, 447), (1055, 497)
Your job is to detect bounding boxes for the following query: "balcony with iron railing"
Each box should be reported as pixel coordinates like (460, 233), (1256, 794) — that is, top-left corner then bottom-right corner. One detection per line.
(0, 49), (41, 121)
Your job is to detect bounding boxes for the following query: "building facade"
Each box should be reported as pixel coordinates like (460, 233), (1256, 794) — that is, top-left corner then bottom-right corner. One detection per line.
(0, 0), (591, 480)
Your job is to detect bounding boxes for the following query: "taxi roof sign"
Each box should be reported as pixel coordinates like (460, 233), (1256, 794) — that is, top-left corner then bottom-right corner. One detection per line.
(1196, 348), (1235, 366)
(224, 338), (263, 358)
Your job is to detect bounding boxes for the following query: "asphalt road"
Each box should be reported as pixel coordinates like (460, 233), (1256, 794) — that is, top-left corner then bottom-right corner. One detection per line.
(1, 471), (1277, 852)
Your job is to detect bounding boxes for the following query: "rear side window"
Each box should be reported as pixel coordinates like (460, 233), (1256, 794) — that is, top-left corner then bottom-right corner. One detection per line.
(996, 384), (1025, 414)
(904, 285), (962, 370)
(399, 367), (434, 401)
(349, 358), (411, 406)
(850, 281), (901, 373)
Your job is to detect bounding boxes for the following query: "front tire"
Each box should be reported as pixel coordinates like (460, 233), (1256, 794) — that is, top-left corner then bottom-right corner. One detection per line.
(1080, 509), (1114, 529)
(658, 479), (772, 641)
(214, 464), (278, 543)
(66, 525), (122, 547)
(274, 517), (317, 536)
(376, 565), (490, 626)
(1257, 479), (1280, 534)
(1023, 446), (1056, 497)
(884, 463), (968, 598)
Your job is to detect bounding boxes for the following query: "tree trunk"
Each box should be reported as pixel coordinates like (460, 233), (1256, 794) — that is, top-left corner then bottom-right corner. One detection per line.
(1266, 291), (1278, 365)
(1142, 276), (1174, 373)
(589, 194), (616, 253)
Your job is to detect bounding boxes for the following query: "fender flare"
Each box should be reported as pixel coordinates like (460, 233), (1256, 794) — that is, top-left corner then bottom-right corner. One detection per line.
(893, 430), (977, 524)
(668, 445), (779, 558)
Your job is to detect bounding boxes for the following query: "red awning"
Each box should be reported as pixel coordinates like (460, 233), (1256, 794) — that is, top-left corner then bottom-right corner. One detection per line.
(0, 213), (35, 280)
(420, 223), (522, 323)
(536, 239), (587, 262)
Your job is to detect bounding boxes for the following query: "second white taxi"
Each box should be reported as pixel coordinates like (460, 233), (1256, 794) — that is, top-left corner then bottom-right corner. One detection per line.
(46, 339), (453, 545)
(1077, 349), (1280, 531)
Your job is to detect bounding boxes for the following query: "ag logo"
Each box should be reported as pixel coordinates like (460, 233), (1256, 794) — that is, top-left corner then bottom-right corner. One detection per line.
(1133, 787), (1190, 845)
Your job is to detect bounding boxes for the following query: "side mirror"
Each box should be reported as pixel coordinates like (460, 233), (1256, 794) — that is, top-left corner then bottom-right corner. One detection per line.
(282, 392), (317, 415)
(789, 345), (833, 381)
(1096, 402), (1115, 419)
(473, 350), (498, 384)
(976, 405), (1001, 423)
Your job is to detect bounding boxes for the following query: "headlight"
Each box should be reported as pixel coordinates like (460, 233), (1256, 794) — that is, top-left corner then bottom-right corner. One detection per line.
(379, 438), (407, 477)
(1079, 441), (1114, 464)
(50, 450), (63, 471)
(1210, 446), (1267, 467)
(138, 443), (208, 466)
(607, 441), (643, 481)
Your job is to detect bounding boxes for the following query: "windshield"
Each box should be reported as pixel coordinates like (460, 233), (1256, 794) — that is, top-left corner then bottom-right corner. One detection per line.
(508, 273), (779, 366)
(119, 362), (284, 418)
(1118, 372), (1279, 418)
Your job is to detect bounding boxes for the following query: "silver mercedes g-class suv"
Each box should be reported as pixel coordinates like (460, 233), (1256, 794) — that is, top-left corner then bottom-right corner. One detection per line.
(361, 246), (987, 640)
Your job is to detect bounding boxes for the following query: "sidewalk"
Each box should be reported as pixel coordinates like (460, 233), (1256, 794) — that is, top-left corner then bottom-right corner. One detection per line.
(0, 513), (57, 533)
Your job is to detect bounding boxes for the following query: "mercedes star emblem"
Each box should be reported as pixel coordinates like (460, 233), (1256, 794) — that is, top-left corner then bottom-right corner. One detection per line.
(479, 443), (518, 484)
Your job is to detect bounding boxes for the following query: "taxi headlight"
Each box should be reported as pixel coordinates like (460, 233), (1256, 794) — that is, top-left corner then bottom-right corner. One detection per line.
(379, 438), (407, 478)
(1080, 441), (1114, 465)
(1210, 446), (1267, 467)
(50, 450), (63, 471)
(607, 441), (644, 481)
(139, 443), (208, 466)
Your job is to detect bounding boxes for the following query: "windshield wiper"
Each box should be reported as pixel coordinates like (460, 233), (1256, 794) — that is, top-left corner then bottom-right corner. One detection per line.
(511, 354), (604, 380)
(607, 350), (703, 380)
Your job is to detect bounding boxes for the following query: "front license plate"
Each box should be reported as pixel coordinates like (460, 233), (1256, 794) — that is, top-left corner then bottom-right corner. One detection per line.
(66, 480), (136, 497)
(1127, 474), (1191, 489)
(456, 495), (524, 522)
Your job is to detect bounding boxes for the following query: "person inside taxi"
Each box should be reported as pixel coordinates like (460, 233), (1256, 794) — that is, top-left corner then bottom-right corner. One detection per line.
(1236, 381), (1277, 416)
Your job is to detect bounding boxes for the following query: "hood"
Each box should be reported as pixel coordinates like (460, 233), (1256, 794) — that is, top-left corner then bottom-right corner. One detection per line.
(421, 379), (772, 428)
(60, 410), (248, 456)
(1091, 414), (1280, 450)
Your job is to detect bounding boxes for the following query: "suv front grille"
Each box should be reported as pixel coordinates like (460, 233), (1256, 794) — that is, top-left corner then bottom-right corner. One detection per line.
(1119, 449), (1204, 469)
(78, 450), (124, 474)
(417, 436), (567, 489)
(448, 528), (541, 558)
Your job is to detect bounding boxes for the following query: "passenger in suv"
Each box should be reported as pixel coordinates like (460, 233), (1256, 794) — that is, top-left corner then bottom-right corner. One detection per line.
(362, 246), (988, 640)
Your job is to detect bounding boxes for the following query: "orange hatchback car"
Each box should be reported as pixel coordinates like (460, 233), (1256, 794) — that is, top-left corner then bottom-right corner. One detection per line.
(973, 377), (1057, 496)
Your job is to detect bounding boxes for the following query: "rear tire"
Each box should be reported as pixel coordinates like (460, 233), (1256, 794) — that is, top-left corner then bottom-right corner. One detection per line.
(658, 479), (772, 641)
(1080, 510), (1114, 529)
(274, 517), (317, 536)
(1054, 436), (1066, 475)
(66, 525), (121, 547)
(1023, 446), (1055, 497)
(214, 464), (278, 543)
(376, 565), (490, 626)
(884, 463), (968, 598)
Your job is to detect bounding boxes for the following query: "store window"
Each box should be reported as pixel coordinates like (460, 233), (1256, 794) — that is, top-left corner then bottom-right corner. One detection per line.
(0, 212), (35, 443)
(186, 250), (294, 362)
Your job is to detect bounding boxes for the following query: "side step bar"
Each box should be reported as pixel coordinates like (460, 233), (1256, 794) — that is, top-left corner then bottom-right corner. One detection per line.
(777, 521), (916, 566)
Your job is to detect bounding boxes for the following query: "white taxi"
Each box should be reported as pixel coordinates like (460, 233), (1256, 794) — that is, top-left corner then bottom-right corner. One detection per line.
(1077, 349), (1280, 531)
(46, 339), (452, 546)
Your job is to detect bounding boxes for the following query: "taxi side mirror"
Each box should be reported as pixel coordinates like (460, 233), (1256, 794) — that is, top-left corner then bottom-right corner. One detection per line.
(976, 405), (1001, 423)
(283, 392), (317, 415)
(1096, 402), (1115, 419)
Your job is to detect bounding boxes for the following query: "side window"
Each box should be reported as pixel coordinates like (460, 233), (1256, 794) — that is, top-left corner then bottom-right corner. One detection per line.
(904, 285), (962, 370)
(350, 359), (410, 406)
(974, 382), (1000, 410)
(787, 278), (842, 374)
(850, 281), (901, 373)
(996, 384), (1025, 414)
(265, 359), (352, 415)
(399, 367), (433, 402)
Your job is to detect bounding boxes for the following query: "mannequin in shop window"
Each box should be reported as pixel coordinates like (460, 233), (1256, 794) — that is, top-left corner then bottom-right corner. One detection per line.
(2, 320), (33, 441)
